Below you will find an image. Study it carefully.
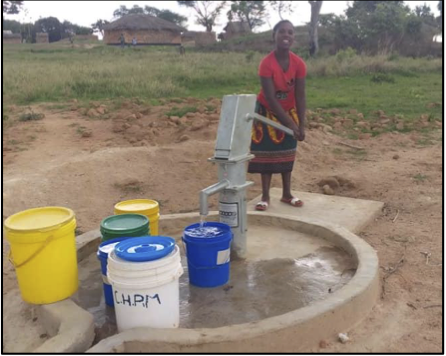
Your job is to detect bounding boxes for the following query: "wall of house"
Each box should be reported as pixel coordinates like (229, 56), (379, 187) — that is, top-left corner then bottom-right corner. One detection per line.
(104, 30), (181, 45)
(36, 33), (49, 43)
(181, 31), (216, 47)
(3, 35), (22, 44)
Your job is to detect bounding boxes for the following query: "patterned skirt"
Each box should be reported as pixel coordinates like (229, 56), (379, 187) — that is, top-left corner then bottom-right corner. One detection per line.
(247, 102), (299, 174)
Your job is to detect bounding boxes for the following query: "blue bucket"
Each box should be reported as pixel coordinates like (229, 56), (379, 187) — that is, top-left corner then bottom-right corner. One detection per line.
(182, 222), (233, 288)
(97, 237), (133, 307)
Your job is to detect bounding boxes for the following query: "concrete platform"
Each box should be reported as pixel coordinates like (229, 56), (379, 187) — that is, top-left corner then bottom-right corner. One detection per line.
(87, 212), (380, 353)
(248, 188), (384, 234)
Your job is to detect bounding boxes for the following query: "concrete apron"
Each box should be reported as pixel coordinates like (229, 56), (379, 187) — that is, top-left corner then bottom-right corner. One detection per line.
(248, 188), (385, 234)
(82, 208), (380, 353)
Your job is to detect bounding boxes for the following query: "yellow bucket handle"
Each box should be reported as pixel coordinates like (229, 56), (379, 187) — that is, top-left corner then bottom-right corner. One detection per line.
(8, 234), (55, 269)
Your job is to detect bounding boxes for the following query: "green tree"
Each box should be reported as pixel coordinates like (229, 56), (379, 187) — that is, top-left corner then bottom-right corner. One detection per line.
(91, 19), (109, 37)
(177, 1), (226, 32)
(308, 1), (323, 57)
(21, 22), (36, 43)
(113, 5), (145, 18)
(145, 6), (187, 27)
(3, 19), (22, 33)
(414, 3), (436, 25)
(227, 1), (266, 30)
(335, 1), (415, 53)
(34, 17), (63, 42)
(269, 1), (295, 20)
(3, 1), (23, 14)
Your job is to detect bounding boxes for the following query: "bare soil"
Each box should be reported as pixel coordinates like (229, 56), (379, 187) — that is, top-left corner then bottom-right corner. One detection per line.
(2, 100), (443, 353)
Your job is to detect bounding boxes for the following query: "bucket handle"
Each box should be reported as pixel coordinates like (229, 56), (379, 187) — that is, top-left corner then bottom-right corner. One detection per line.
(8, 234), (55, 269)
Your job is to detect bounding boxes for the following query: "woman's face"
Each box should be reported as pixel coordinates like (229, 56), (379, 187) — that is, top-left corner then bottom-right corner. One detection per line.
(274, 22), (295, 50)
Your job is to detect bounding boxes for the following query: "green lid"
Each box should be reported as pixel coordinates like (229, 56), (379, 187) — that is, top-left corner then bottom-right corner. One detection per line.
(100, 214), (149, 237)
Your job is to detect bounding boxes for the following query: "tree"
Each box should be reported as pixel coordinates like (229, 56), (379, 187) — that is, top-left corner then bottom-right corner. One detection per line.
(3, 1), (23, 14)
(177, 1), (226, 32)
(21, 22), (36, 43)
(308, 1), (323, 57)
(335, 1), (414, 53)
(3, 19), (22, 33)
(113, 5), (145, 18)
(91, 19), (109, 37)
(227, 1), (266, 30)
(270, 1), (295, 20)
(34, 17), (63, 42)
(438, 1), (443, 27)
(414, 3), (436, 25)
(145, 6), (188, 27)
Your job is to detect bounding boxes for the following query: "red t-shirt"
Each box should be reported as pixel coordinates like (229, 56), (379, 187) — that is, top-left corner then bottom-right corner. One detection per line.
(257, 51), (307, 111)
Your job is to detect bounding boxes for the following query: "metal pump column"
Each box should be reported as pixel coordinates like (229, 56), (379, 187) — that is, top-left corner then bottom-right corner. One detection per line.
(199, 94), (293, 260)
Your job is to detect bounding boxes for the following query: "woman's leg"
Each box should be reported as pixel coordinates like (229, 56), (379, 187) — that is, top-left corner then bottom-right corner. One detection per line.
(261, 173), (273, 202)
(281, 172), (293, 200)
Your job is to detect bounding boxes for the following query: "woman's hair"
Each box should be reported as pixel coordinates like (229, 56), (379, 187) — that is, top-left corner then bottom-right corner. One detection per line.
(272, 20), (294, 38)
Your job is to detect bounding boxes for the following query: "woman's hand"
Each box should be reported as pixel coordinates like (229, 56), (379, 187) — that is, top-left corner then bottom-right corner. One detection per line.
(291, 124), (301, 140)
(297, 126), (305, 141)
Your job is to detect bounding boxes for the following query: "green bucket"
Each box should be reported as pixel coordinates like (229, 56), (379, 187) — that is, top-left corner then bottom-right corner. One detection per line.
(100, 214), (150, 241)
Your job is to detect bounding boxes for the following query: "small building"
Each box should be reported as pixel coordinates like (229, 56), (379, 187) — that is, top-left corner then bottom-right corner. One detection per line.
(3, 32), (22, 44)
(36, 32), (49, 43)
(219, 21), (251, 41)
(181, 31), (216, 47)
(103, 14), (185, 45)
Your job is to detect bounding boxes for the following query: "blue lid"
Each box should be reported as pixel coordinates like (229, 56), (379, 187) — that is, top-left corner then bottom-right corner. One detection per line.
(97, 237), (133, 258)
(114, 236), (175, 262)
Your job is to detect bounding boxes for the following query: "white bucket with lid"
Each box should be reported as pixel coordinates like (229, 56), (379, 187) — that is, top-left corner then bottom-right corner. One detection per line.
(107, 236), (183, 331)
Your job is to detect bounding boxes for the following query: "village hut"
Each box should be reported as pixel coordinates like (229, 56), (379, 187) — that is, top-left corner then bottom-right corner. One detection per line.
(3, 31), (22, 44)
(219, 21), (251, 41)
(181, 31), (216, 47)
(36, 32), (49, 43)
(103, 14), (185, 45)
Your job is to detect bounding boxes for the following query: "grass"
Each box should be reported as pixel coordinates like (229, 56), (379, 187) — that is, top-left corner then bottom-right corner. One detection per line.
(2, 43), (443, 134)
(413, 173), (428, 181)
(19, 110), (45, 121)
(165, 106), (197, 118)
(76, 126), (87, 135)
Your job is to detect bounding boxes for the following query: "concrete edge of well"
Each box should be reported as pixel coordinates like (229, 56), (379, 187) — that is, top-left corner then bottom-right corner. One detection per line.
(30, 230), (102, 353)
(84, 211), (380, 353)
(33, 299), (95, 353)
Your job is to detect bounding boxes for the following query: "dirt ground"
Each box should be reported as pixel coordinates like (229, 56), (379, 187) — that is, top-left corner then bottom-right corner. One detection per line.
(2, 99), (443, 353)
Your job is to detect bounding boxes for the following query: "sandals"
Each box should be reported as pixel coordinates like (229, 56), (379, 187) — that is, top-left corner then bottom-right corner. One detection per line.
(255, 201), (269, 211)
(256, 197), (303, 211)
(280, 197), (304, 207)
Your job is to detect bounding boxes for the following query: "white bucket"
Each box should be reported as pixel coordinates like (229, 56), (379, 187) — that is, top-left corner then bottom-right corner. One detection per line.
(107, 245), (183, 332)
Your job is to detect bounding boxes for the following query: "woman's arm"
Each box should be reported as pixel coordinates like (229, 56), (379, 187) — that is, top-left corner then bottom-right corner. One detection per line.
(294, 77), (306, 141)
(260, 76), (300, 138)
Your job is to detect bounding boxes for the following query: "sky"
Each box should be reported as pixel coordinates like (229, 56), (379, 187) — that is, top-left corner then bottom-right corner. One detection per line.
(5, 1), (442, 37)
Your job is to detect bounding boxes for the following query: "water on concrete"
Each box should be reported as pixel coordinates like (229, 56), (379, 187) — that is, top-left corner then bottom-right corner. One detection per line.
(72, 224), (356, 345)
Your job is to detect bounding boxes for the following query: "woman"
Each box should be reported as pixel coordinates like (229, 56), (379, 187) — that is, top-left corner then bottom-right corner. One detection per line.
(248, 20), (306, 211)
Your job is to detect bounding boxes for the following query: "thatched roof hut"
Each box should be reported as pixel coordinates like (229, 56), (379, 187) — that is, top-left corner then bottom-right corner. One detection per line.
(103, 14), (185, 45)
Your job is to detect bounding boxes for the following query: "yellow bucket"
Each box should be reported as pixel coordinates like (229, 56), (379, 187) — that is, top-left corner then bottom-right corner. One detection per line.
(4, 207), (78, 304)
(114, 199), (160, 235)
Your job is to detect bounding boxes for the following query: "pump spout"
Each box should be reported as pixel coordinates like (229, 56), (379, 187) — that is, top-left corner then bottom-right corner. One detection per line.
(199, 180), (230, 216)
